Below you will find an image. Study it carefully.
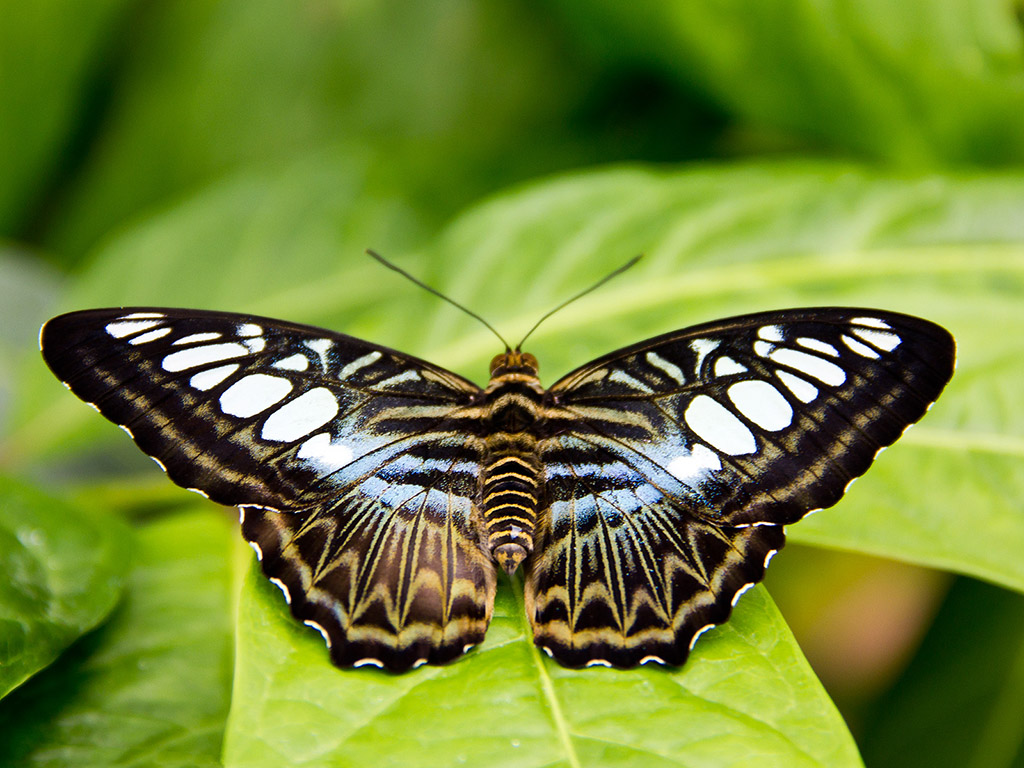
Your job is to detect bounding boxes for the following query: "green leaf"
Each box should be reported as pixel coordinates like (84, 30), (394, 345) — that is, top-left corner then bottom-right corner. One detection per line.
(859, 578), (1024, 768)
(0, 0), (137, 234)
(0, 475), (131, 699)
(554, 0), (1024, 166)
(225, 566), (860, 768)
(13, 159), (1024, 764)
(0, 508), (235, 768)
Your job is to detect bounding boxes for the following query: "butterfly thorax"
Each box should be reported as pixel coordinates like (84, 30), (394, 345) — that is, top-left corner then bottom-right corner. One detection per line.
(480, 351), (546, 575)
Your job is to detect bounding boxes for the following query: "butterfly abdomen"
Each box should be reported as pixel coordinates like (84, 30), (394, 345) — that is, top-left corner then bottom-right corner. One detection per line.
(481, 436), (542, 575)
(480, 364), (546, 575)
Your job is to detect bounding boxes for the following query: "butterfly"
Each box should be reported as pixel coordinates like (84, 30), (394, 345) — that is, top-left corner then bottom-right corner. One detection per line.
(40, 273), (955, 672)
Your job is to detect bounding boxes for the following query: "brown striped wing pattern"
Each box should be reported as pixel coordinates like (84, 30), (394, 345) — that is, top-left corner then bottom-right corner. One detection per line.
(526, 309), (955, 668)
(41, 308), (495, 671)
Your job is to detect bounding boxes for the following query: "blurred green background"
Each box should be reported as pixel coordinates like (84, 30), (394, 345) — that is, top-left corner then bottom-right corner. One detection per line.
(1, 1), (1023, 766)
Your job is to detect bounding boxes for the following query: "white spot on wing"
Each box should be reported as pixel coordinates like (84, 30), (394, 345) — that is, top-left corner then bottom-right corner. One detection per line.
(690, 338), (720, 372)
(297, 432), (354, 472)
(684, 395), (756, 455)
(273, 353), (309, 372)
(797, 337), (839, 357)
(121, 312), (164, 320)
(842, 334), (880, 358)
(377, 369), (420, 387)
(667, 443), (722, 483)
(608, 368), (653, 392)
(852, 327), (901, 352)
(189, 363), (239, 391)
(242, 337), (266, 353)
(769, 348), (846, 386)
(261, 388), (340, 442)
(758, 325), (784, 342)
(305, 620), (333, 649)
(305, 338), (333, 370)
(219, 374), (293, 417)
(105, 319), (162, 338)
(249, 541), (264, 560)
(753, 340), (774, 358)
(585, 659), (613, 668)
(763, 549), (778, 567)
(851, 316), (891, 329)
(269, 577), (292, 604)
(727, 380), (793, 431)
(173, 332), (222, 345)
(714, 356), (747, 377)
(645, 351), (686, 383)
(339, 351), (382, 378)
(354, 658), (384, 668)
(129, 327), (172, 345)
(162, 343), (249, 372)
(238, 323), (263, 337)
(775, 371), (816, 403)
(639, 655), (666, 665)
(731, 583), (754, 606)
(689, 624), (715, 649)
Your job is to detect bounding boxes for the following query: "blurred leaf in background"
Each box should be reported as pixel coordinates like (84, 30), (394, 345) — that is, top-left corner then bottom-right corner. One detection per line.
(1, 0), (1022, 766)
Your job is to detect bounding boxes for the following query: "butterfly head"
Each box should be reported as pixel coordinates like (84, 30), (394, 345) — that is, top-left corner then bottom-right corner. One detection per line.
(489, 350), (539, 378)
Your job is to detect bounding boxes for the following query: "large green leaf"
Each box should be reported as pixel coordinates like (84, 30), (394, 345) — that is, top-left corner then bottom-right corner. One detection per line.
(0, 508), (235, 767)
(11, 159), (1024, 764)
(224, 566), (859, 768)
(553, 0), (1024, 166)
(0, 475), (131, 699)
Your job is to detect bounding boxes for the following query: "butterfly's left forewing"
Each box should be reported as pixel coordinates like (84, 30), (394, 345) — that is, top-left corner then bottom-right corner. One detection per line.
(42, 308), (496, 671)
(527, 308), (954, 668)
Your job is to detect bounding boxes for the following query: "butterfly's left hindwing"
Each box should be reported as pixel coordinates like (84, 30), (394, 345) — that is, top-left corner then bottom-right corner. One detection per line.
(526, 308), (954, 667)
(41, 308), (495, 671)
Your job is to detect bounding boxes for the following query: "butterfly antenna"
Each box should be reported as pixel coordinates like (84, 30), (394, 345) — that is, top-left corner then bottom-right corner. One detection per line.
(366, 250), (512, 350)
(515, 254), (643, 350)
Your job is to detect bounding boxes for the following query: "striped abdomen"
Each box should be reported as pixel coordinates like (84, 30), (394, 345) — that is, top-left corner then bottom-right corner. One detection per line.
(481, 433), (541, 575)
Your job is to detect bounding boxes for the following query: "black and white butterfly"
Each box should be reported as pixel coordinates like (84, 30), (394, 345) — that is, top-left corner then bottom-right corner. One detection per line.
(41, 292), (954, 671)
